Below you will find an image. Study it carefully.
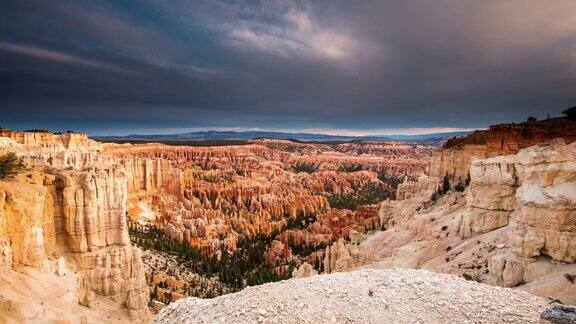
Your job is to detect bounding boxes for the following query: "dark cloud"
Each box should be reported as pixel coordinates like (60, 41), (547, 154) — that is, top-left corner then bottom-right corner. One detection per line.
(1, 0), (575, 134)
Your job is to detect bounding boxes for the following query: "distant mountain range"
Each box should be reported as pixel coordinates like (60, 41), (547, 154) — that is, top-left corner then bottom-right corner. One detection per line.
(95, 130), (473, 142)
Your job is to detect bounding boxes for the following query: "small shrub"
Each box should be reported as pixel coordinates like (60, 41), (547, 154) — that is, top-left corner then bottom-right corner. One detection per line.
(430, 174), (452, 202)
(455, 182), (465, 192)
(441, 174), (451, 194)
(0, 152), (25, 179)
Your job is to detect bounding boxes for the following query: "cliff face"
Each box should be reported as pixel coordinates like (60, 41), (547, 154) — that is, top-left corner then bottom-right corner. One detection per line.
(0, 130), (100, 151)
(330, 137), (575, 304)
(0, 179), (48, 269)
(0, 132), (149, 321)
(461, 155), (518, 237)
(432, 118), (576, 181)
(461, 139), (575, 263)
(430, 144), (487, 180)
(54, 168), (148, 317)
(0, 167), (149, 321)
(509, 140), (576, 262)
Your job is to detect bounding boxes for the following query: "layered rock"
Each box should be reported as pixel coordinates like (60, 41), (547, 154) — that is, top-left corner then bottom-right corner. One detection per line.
(0, 130), (103, 169)
(430, 144), (487, 181)
(56, 168), (130, 252)
(252, 138), (433, 174)
(315, 128), (575, 304)
(69, 245), (149, 317)
(461, 155), (518, 237)
(0, 130), (100, 151)
(432, 117), (576, 181)
(0, 155), (149, 320)
(509, 139), (576, 262)
(461, 139), (575, 263)
(46, 168), (147, 317)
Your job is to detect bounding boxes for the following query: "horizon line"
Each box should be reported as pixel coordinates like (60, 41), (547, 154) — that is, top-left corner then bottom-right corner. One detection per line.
(85, 126), (479, 137)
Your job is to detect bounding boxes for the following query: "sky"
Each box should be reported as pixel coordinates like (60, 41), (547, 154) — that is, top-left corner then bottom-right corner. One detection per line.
(1, 0), (575, 136)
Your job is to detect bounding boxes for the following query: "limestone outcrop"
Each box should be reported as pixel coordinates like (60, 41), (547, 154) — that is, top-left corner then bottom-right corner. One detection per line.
(430, 144), (487, 181)
(395, 175), (437, 200)
(0, 180), (48, 269)
(57, 167), (130, 252)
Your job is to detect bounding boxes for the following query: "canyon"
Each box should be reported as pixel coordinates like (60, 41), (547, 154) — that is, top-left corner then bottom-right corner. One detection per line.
(0, 129), (430, 321)
(301, 117), (576, 304)
(0, 116), (575, 322)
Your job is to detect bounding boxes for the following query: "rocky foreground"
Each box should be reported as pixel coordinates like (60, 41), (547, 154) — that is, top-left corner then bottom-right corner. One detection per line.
(155, 268), (549, 323)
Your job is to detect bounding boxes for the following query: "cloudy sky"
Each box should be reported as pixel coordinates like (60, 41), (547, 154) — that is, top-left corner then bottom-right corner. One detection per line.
(1, 0), (575, 135)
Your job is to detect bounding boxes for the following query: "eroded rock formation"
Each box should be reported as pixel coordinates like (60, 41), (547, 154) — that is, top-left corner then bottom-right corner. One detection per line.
(0, 167), (150, 321)
(0, 132), (150, 322)
(461, 139), (575, 263)
(0, 129), (432, 319)
(342, 137), (576, 304)
(432, 117), (576, 181)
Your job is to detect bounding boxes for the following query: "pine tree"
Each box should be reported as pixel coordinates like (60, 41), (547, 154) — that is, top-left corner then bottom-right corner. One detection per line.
(0, 152), (25, 179)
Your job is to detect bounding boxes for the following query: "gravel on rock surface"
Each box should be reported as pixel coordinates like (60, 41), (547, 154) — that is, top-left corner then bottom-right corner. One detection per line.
(155, 268), (549, 323)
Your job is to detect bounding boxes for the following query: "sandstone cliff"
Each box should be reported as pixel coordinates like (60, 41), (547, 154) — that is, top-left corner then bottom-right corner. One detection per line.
(431, 117), (576, 181)
(0, 131), (150, 322)
(342, 139), (576, 304)
(0, 167), (150, 321)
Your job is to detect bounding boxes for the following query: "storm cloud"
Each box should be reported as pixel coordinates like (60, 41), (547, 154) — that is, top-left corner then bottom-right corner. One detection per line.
(1, 0), (575, 134)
